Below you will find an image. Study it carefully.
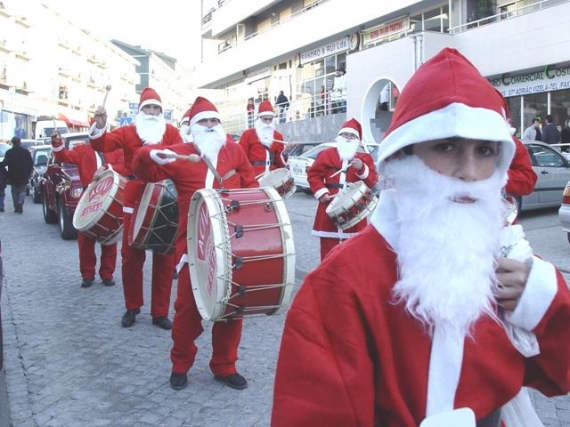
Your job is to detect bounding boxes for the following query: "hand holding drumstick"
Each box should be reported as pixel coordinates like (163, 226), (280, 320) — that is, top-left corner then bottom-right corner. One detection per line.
(150, 148), (201, 165)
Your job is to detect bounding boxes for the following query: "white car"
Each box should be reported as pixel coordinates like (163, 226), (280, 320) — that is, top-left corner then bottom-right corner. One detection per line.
(287, 142), (380, 193)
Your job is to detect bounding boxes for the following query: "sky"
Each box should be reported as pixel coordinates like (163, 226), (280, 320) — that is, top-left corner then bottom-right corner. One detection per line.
(45, 0), (201, 69)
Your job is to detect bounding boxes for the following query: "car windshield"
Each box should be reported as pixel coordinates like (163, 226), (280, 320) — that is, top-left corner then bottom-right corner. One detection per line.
(34, 149), (51, 166)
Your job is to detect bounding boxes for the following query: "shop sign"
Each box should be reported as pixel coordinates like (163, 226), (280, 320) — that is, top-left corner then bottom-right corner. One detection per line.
(362, 16), (410, 46)
(489, 64), (570, 97)
(299, 36), (350, 66)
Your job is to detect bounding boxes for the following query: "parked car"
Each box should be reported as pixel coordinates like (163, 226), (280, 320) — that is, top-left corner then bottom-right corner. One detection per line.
(41, 133), (88, 240)
(20, 139), (46, 151)
(28, 145), (52, 202)
(287, 142), (380, 193)
(519, 140), (570, 213)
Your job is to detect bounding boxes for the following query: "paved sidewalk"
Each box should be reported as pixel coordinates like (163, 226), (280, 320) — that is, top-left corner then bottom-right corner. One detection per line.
(1, 192), (569, 426)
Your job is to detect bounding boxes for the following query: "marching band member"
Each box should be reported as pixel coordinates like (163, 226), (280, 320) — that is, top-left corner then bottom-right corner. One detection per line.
(308, 118), (378, 261)
(132, 96), (258, 391)
(238, 100), (287, 177)
(89, 87), (182, 330)
(272, 48), (570, 427)
(51, 133), (125, 288)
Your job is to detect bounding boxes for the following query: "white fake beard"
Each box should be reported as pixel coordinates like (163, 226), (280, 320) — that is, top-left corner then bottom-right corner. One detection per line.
(191, 123), (226, 160)
(255, 118), (275, 147)
(384, 155), (506, 339)
(335, 136), (359, 161)
(180, 124), (193, 143)
(135, 111), (166, 145)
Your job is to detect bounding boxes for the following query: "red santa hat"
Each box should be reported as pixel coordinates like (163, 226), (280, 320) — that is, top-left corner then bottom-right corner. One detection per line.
(377, 48), (515, 174)
(180, 107), (193, 125)
(338, 118), (362, 141)
(257, 100), (275, 118)
(139, 87), (162, 111)
(187, 96), (221, 127)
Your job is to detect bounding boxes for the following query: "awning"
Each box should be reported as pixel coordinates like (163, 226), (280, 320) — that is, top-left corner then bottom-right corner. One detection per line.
(58, 113), (89, 128)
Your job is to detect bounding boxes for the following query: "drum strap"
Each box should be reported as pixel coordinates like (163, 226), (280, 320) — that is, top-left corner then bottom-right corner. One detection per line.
(202, 155), (236, 185)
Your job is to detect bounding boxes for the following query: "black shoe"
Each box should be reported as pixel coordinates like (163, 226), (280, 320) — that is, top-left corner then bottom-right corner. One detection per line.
(170, 372), (188, 390)
(121, 308), (140, 328)
(152, 316), (173, 330)
(102, 278), (116, 286)
(81, 278), (94, 288)
(214, 373), (248, 390)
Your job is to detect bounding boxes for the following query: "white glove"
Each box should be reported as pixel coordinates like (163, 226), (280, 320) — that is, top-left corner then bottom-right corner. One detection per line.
(150, 149), (176, 165)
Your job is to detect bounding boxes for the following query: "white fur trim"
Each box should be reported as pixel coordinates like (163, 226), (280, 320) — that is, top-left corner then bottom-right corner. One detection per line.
(426, 327), (464, 416)
(52, 144), (64, 152)
(314, 188), (329, 200)
(190, 111), (220, 127)
(501, 388), (544, 427)
(311, 229), (357, 239)
(123, 206), (134, 214)
(89, 123), (106, 139)
(139, 99), (162, 110)
(258, 111), (275, 118)
(176, 254), (188, 273)
(377, 103), (515, 174)
(505, 256), (557, 331)
(150, 149), (176, 165)
(338, 127), (359, 138)
(356, 163), (369, 179)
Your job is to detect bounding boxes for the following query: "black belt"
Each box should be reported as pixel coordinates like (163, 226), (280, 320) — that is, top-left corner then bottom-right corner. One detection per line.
(326, 183), (344, 189)
(125, 175), (137, 181)
(251, 160), (270, 166)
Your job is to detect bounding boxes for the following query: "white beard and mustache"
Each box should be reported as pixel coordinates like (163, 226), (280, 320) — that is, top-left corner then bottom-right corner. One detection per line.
(135, 111), (166, 145)
(191, 123), (226, 159)
(255, 118), (275, 147)
(383, 155), (507, 339)
(335, 135), (359, 161)
(180, 123), (193, 143)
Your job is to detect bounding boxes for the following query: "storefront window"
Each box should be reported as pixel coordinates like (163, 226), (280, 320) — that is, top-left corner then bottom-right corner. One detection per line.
(506, 96), (522, 137)
(550, 89), (570, 132)
(523, 92), (547, 135)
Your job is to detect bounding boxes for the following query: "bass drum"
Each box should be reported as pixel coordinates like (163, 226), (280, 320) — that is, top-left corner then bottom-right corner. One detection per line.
(187, 188), (295, 321)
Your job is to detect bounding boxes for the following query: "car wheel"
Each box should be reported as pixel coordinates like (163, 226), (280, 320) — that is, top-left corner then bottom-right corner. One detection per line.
(58, 198), (77, 240)
(42, 191), (58, 224)
(32, 186), (42, 204)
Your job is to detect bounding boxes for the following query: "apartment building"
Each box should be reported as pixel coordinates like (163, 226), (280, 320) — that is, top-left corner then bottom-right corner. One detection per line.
(196, 0), (570, 143)
(0, 0), (194, 140)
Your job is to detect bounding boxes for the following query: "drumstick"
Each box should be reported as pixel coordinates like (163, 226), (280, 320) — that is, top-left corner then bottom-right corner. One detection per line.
(158, 152), (201, 163)
(329, 168), (348, 178)
(102, 84), (112, 108)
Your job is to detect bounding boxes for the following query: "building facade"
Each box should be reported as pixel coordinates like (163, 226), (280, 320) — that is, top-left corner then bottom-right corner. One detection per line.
(195, 0), (570, 143)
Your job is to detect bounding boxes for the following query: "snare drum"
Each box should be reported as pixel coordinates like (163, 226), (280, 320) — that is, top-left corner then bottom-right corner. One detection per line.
(258, 168), (296, 198)
(73, 169), (126, 245)
(326, 181), (378, 231)
(188, 187), (295, 321)
(128, 179), (178, 254)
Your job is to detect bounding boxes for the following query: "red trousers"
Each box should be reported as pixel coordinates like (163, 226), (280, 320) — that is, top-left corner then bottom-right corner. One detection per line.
(120, 211), (175, 317)
(77, 231), (117, 280)
(170, 266), (242, 376)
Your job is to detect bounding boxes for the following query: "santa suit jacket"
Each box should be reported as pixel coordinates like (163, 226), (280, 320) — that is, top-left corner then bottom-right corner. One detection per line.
(89, 123), (183, 207)
(52, 143), (125, 187)
(238, 127), (286, 176)
(132, 141), (259, 266)
(505, 137), (537, 197)
(272, 193), (570, 426)
(308, 147), (378, 239)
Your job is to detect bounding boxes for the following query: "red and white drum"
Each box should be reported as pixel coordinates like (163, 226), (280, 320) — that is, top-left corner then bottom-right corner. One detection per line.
(128, 179), (178, 255)
(73, 169), (126, 245)
(188, 187), (295, 321)
(257, 168), (296, 199)
(326, 180), (378, 230)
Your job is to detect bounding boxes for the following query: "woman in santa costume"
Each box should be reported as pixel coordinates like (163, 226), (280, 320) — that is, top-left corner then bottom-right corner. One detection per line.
(238, 100), (287, 178)
(50, 133), (125, 288)
(90, 88), (182, 330)
(132, 96), (258, 391)
(308, 118), (378, 260)
(271, 48), (570, 426)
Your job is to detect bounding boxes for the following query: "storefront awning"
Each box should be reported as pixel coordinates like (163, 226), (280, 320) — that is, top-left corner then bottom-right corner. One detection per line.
(58, 113), (89, 128)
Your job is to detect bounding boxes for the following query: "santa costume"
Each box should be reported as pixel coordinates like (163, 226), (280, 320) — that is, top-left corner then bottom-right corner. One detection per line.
(238, 100), (286, 177)
(89, 87), (181, 327)
(272, 48), (570, 426)
(51, 136), (125, 286)
(308, 118), (378, 260)
(132, 96), (258, 384)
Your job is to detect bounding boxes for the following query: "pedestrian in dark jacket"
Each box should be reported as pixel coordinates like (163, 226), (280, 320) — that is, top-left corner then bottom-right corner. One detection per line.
(0, 163), (7, 212)
(0, 137), (33, 213)
(542, 115), (561, 146)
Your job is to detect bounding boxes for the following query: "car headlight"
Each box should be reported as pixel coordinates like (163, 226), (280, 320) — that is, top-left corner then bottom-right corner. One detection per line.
(70, 187), (83, 199)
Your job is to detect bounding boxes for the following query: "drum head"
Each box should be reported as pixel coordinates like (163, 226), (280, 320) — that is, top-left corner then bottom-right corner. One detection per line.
(326, 181), (365, 215)
(187, 189), (232, 321)
(73, 169), (121, 231)
(258, 168), (296, 198)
